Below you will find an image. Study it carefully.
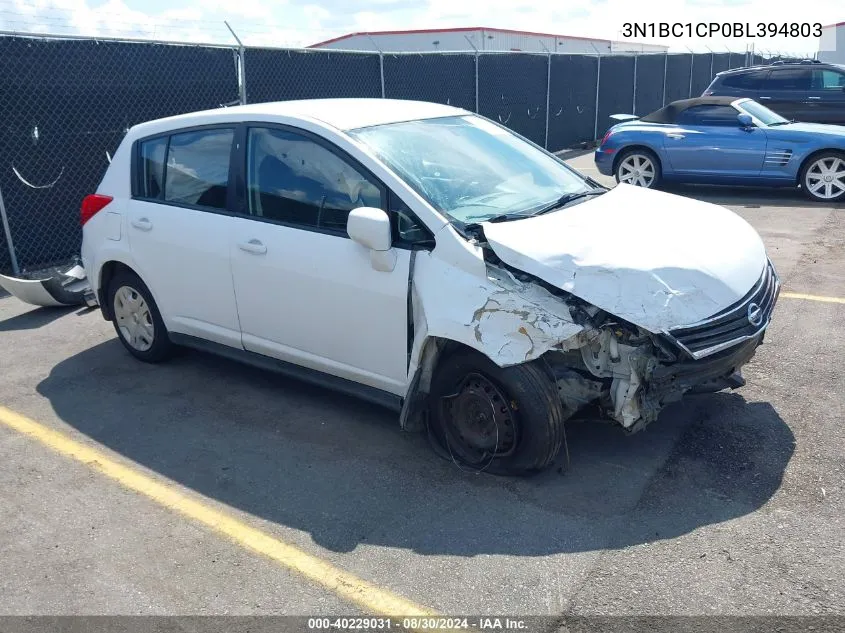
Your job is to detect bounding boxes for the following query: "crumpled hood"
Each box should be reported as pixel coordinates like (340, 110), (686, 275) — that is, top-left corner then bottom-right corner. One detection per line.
(481, 184), (767, 332)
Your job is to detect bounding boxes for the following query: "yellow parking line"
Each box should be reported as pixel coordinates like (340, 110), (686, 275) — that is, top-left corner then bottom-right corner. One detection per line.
(781, 292), (845, 304)
(0, 404), (436, 618)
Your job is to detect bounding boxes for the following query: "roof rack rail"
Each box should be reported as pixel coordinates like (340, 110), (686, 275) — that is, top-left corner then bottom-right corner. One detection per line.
(770, 58), (821, 65)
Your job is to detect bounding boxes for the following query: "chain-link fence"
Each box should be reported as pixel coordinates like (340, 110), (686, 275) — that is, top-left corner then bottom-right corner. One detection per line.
(0, 32), (790, 275)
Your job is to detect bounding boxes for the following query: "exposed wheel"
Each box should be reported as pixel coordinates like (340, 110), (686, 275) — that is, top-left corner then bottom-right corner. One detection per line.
(615, 149), (661, 189)
(107, 270), (173, 363)
(801, 152), (845, 202)
(428, 348), (567, 476)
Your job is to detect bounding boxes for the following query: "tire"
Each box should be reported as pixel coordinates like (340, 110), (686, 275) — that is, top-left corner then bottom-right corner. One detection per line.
(800, 151), (845, 203)
(107, 270), (173, 363)
(428, 348), (566, 476)
(615, 148), (662, 189)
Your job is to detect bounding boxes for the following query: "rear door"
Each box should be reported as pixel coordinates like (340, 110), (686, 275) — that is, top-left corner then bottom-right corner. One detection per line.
(758, 67), (812, 121)
(663, 104), (767, 178)
(126, 127), (242, 348)
(807, 67), (845, 125)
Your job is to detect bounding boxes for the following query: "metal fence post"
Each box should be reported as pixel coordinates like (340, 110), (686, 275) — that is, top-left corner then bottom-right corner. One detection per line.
(593, 54), (601, 140)
(225, 22), (247, 105)
(687, 48), (694, 98)
(539, 40), (552, 150)
(632, 54), (638, 115)
(662, 53), (668, 106)
(0, 185), (20, 275)
(464, 35), (480, 113)
(545, 53), (551, 149)
(379, 52), (385, 98)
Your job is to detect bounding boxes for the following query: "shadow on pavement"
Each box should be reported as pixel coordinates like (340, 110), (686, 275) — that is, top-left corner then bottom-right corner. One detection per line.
(0, 305), (77, 332)
(37, 340), (795, 556)
(661, 183), (827, 209)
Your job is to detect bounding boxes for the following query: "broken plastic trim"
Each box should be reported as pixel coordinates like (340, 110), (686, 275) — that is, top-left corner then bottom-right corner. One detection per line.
(0, 260), (93, 307)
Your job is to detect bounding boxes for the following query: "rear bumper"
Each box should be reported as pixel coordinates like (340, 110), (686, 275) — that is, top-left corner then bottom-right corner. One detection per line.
(594, 148), (614, 176)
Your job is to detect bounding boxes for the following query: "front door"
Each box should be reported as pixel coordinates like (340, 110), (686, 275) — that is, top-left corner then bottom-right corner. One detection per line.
(664, 104), (767, 178)
(228, 125), (411, 395)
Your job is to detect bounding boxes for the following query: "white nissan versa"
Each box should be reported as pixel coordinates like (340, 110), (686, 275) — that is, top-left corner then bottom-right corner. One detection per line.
(81, 98), (780, 475)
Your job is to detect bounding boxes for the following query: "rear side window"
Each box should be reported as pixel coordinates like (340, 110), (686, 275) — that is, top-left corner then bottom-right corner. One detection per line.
(812, 69), (845, 89)
(139, 137), (167, 198)
(764, 68), (812, 91)
(720, 70), (768, 90)
(164, 129), (234, 210)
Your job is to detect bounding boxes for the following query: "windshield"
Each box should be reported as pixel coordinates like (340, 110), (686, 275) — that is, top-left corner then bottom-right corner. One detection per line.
(736, 99), (789, 126)
(348, 115), (592, 224)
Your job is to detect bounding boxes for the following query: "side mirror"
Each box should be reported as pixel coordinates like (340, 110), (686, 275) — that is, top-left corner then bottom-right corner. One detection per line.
(347, 206), (396, 272)
(737, 113), (754, 128)
(347, 206), (392, 251)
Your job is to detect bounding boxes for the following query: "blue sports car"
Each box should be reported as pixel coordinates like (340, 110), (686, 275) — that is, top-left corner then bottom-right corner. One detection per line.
(594, 96), (845, 203)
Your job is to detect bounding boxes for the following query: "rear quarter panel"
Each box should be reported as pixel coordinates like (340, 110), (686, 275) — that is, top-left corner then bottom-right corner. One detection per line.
(81, 132), (134, 300)
(604, 123), (675, 175)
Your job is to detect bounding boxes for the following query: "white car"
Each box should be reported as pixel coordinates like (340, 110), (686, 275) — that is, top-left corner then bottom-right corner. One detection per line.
(81, 98), (780, 475)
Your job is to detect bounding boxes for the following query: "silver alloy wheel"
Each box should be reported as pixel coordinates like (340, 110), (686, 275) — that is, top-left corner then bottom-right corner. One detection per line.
(805, 156), (845, 200)
(113, 285), (155, 352)
(618, 154), (656, 188)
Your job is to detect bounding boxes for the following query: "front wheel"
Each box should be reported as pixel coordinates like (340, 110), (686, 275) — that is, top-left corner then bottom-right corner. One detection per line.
(428, 349), (567, 476)
(615, 149), (662, 189)
(801, 152), (845, 203)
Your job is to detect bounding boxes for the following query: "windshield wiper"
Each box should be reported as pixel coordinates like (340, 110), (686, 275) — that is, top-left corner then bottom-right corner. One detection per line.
(532, 188), (607, 216)
(768, 120), (793, 127)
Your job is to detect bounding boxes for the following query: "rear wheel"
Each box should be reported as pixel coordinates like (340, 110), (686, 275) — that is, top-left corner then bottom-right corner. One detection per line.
(615, 149), (661, 189)
(107, 270), (173, 363)
(801, 152), (845, 203)
(428, 349), (566, 476)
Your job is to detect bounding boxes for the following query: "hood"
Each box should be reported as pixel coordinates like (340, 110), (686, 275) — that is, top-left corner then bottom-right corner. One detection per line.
(481, 184), (767, 332)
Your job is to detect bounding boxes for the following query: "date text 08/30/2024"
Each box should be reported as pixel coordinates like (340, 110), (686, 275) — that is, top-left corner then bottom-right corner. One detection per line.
(622, 22), (823, 38)
(307, 617), (528, 630)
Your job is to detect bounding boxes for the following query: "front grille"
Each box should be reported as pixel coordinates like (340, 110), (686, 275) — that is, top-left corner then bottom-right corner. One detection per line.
(664, 260), (780, 360)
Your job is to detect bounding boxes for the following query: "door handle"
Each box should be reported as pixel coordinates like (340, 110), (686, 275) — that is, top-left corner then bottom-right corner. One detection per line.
(238, 239), (267, 255)
(667, 133), (685, 140)
(131, 218), (152, 232)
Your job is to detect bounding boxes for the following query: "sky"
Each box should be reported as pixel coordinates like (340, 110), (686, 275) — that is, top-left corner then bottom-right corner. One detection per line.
(1, 0), (841, 54)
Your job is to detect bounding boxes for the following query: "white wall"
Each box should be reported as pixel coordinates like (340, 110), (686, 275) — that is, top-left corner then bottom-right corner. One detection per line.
(818, 24), (845, 64)
(315, 30), (667, 55)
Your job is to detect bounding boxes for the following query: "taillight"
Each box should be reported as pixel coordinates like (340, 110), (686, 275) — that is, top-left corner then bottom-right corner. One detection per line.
(81, 194), (113, 226)
(600, 129), (614, 146)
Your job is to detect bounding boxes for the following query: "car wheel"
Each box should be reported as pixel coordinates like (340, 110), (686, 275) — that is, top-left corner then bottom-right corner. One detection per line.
(801, 152), (845, 203)
(615, 149), (662, 189)
(428, 348), (566, 476)
(107, 270), (173, 363)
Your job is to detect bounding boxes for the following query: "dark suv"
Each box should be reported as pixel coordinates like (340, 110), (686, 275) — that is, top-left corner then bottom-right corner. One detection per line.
(704, 61), (845, 125)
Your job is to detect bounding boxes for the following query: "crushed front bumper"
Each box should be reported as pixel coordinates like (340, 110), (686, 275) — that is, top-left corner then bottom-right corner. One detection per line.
(637, 334), (763, 427)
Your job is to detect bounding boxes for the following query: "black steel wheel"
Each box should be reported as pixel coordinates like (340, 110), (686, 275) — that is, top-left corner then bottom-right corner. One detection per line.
(429, 348), (567, 476)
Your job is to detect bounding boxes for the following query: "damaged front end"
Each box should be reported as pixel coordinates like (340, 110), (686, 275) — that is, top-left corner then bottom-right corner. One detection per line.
(469, 246), (779, 434)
